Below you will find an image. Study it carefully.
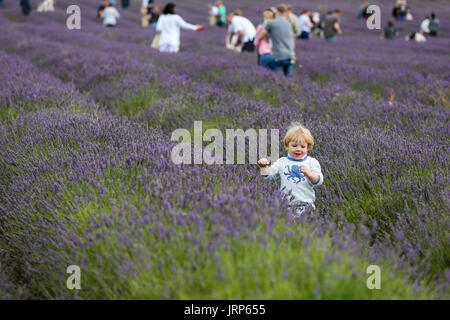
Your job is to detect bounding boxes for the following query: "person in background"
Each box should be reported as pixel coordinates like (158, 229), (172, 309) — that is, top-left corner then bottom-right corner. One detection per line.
(98, 0), (109, 21)
(380, 21), (398, 40)
(257, 4), (296, 77)
(298, 10), (313, 40)
(317, 10), (331, 38)
(208, 3), (219, 26)
(428, 12), (440, 37)
(226, 11), (256, 52)
(148, 5), (160, 29)
(20, 0), (32, 15)
(103, 1), (120, 27)
(37, 0), (55, 12)
(286, 5), (300, 49)
(420, 15), (431, 35)
(310, 11), (321, 36)
(421, 13), (440, 37)
(141, 0), (152, 26)
(405, 31), (426, 43)
(357, 1), (371, 20)
(216, 1), (226, 27)
(156, 2), (203, 53)
(142, 0), (153, 9)
(254, 8), (275, 68)
(322, 9), (342, 43)
(121, 0), (129, 9)
(392, 0), (410, 21)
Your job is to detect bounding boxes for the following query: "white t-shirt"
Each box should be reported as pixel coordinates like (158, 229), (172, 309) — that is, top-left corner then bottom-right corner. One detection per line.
(406, 32), (427, 42)
(312, 12), (320, 24)
(264, 154), (323, 205)
(420, 18), (430, 33)
(298, 14), (311, 33)
(103, 7), (120, 26)
(209, 6), (218, 16)
(37, 0), (55, 12)
(414, 32), (427, 42)
(230, 16), (256, 43)
(156, 14), (197, 48)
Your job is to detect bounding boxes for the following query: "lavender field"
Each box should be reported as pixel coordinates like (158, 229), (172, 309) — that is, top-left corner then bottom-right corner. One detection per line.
(0, 0), (449, 299)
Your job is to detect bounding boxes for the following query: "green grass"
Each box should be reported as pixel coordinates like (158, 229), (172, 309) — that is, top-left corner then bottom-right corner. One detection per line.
(347, 78), (385, 101)
(0, 99), (90, 122)
(310, 73), (333, 86)
(129, 234), (438, 299)
(109, 82), (162, 118)
(232, 82), (279, 105)
(0, 105), (19, 122)
(195, 66), (226, 83)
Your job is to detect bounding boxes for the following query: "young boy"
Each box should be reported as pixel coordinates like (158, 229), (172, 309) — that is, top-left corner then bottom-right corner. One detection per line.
(257, 124), (323, 215)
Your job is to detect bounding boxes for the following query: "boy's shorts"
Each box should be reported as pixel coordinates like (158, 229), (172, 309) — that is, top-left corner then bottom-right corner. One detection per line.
(289, 202), (315, 217)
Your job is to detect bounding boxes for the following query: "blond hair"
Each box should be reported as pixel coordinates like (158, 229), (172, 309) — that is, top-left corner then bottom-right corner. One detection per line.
(233, 9), (243, 16)
(284, 123), (314, 150)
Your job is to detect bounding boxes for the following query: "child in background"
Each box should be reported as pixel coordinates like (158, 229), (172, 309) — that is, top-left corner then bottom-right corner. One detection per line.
(254, 8), (275, 67)
(216, 1), (227, 27)
(257, 123), (323, 216)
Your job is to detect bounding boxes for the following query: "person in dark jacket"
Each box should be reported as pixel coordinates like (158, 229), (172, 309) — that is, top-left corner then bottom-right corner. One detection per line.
(20, 0), (32, 15)
(381, 21), (398, 40)
(428, 12), (440, 37)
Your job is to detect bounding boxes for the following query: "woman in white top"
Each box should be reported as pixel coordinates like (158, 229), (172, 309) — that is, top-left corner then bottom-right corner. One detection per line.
(156, 3), (202, 53)
(103, 3), (120, 27)
(37, 0), (55, 12)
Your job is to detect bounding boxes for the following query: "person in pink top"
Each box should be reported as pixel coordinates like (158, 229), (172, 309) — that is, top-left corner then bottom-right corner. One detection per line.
(254, 8), (275, 67)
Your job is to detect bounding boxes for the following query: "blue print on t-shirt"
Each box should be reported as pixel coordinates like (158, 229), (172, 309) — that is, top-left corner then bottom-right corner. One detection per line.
(284, 165), (306, 184)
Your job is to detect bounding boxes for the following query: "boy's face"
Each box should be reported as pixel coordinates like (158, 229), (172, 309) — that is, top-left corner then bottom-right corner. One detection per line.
(286, 139), (308, 160)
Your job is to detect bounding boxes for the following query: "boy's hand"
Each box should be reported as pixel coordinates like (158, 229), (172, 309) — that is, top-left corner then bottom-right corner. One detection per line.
(257, 158), (270, 168)
(300, 165), (319, 184)
(300, 165), (310, 175)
